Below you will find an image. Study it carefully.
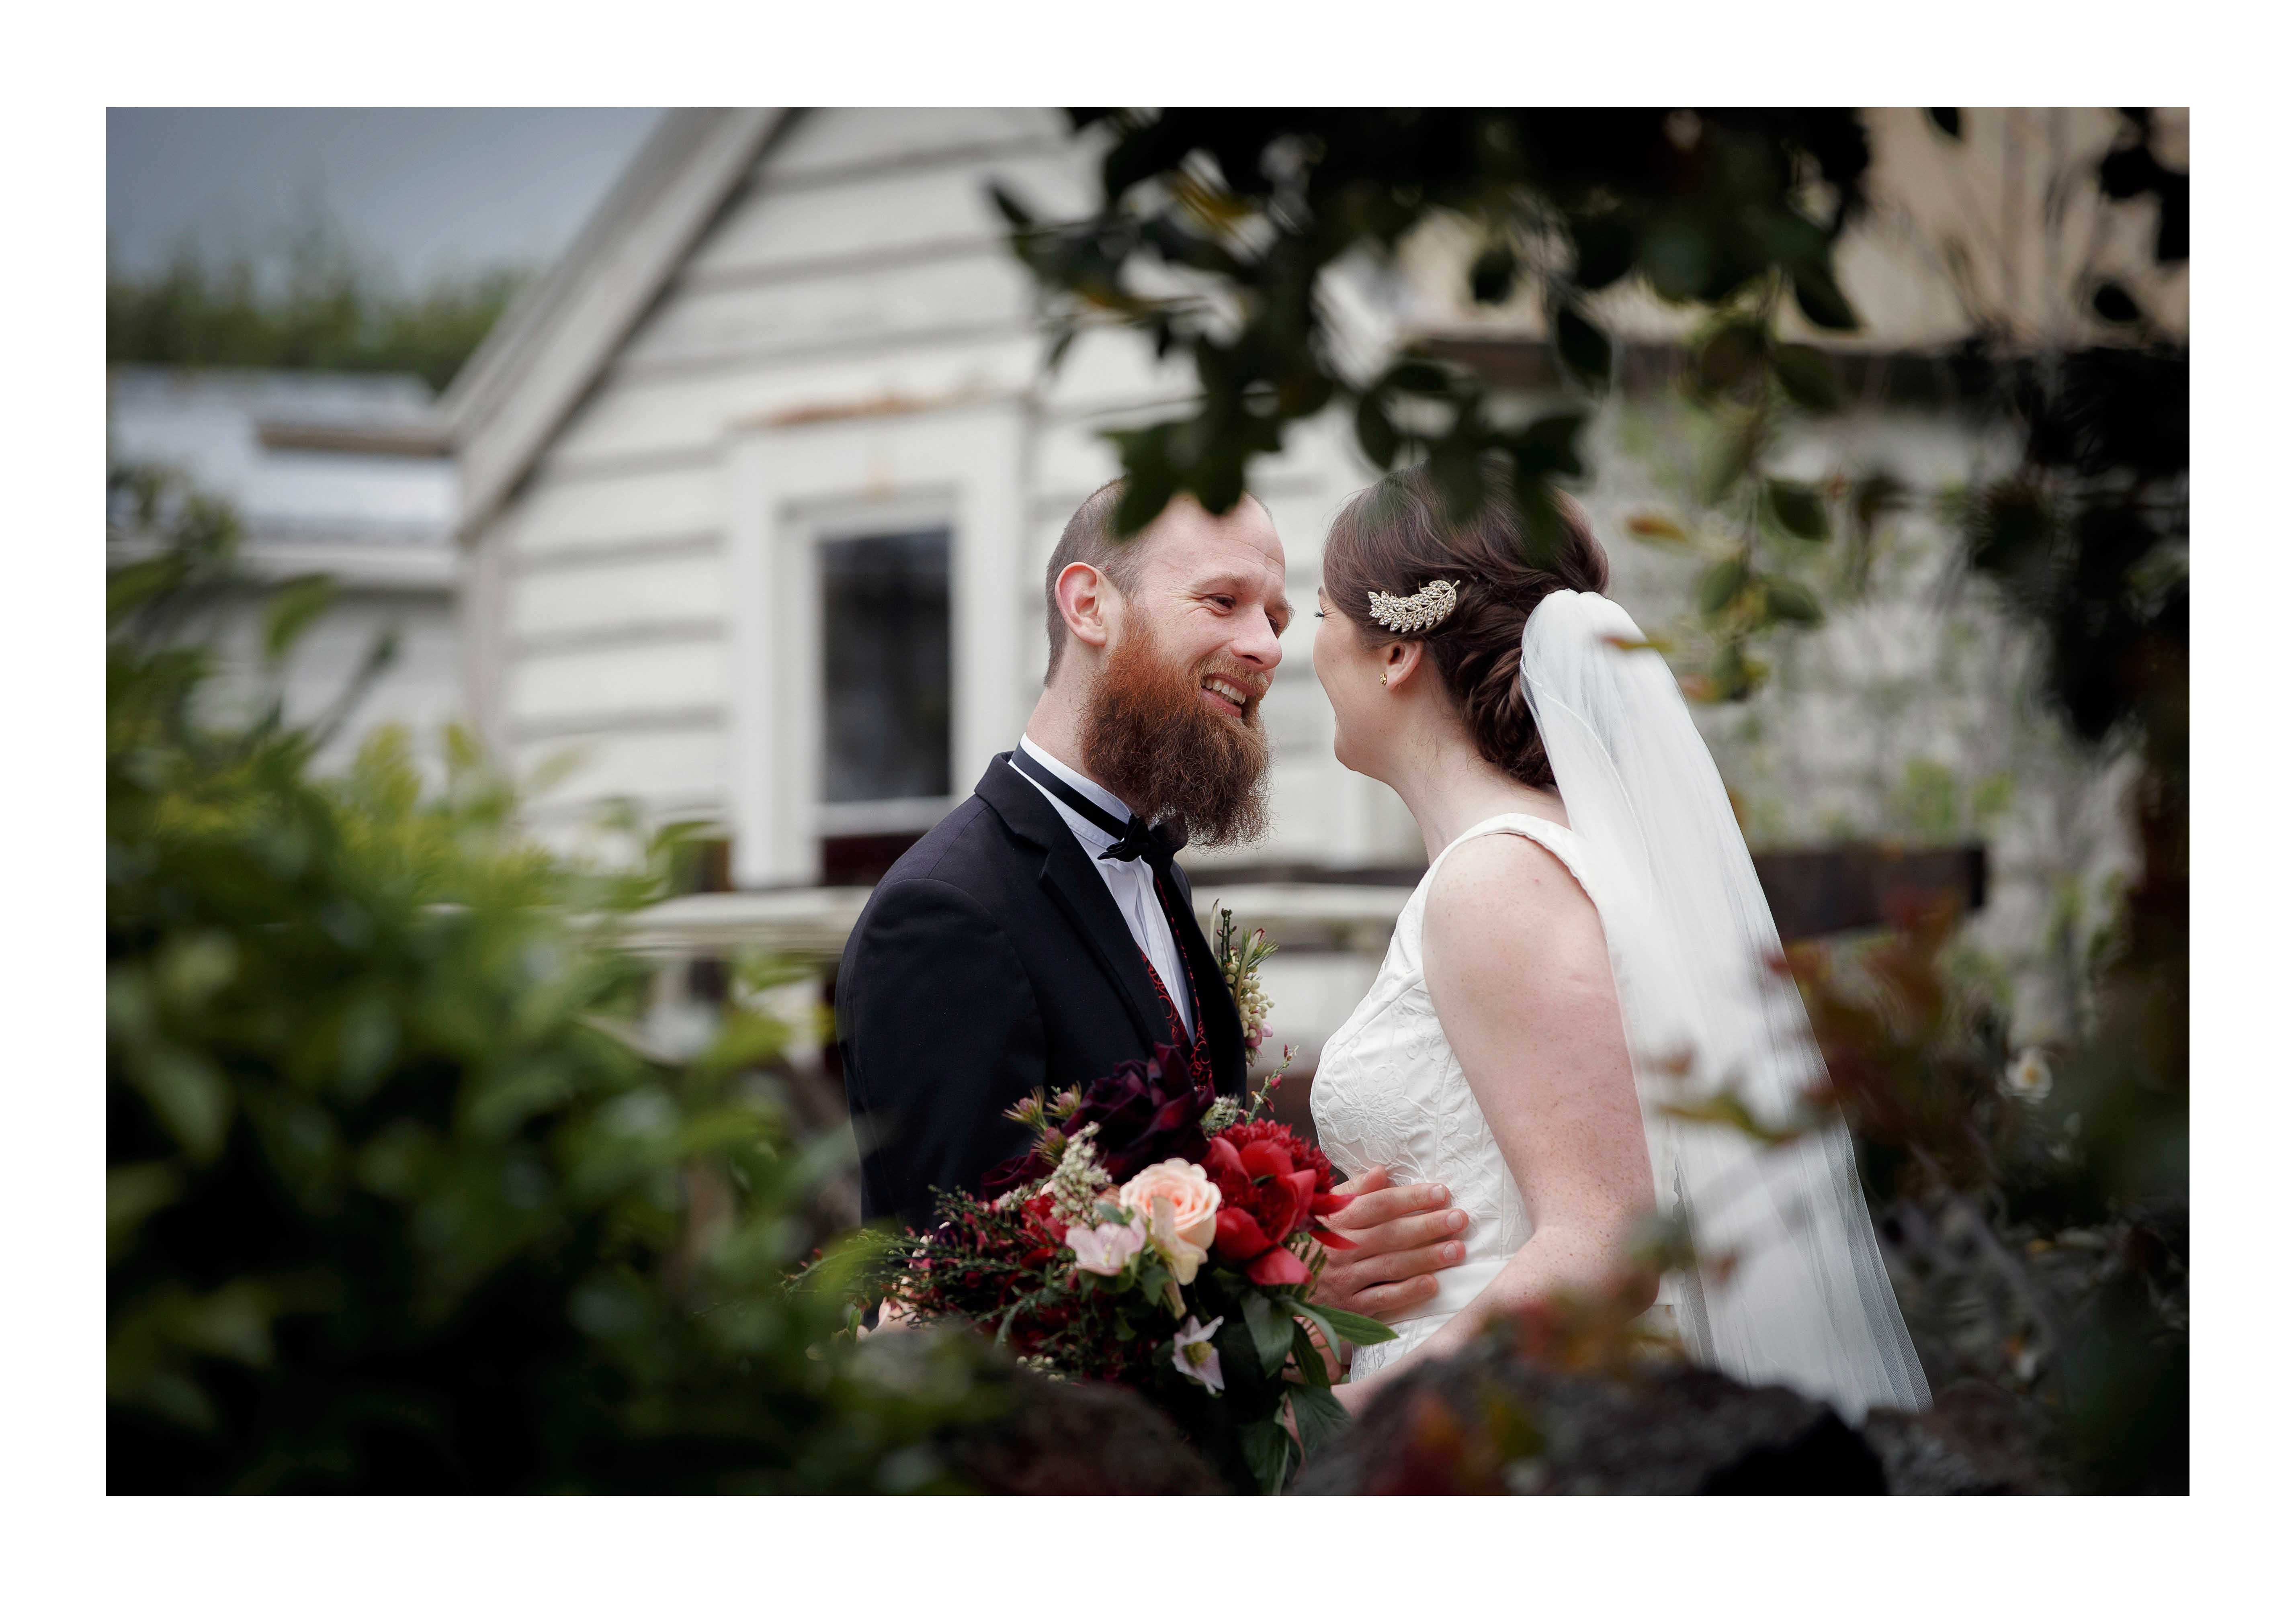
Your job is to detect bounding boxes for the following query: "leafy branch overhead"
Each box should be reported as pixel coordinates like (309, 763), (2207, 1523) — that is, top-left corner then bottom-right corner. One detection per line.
(993, 108), (1873, 561)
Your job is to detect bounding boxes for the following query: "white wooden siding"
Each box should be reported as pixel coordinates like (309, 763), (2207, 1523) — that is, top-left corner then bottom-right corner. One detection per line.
(511, 550), (727, 642)
(509, 638), (728, 730)
(520, 726), (726, 818)
(685, 151), (1086, 283)
(500, 462), (721, 559)
(548, 335), (1043, 469)
(624, 252), (1031, 375)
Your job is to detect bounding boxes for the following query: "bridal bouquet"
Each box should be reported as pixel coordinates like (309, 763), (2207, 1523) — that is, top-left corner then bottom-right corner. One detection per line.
(862, 1045), (1393, 1493)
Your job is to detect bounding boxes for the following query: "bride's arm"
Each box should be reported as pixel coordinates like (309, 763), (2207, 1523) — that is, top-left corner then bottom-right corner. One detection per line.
(1339, 832), (1653, 1407)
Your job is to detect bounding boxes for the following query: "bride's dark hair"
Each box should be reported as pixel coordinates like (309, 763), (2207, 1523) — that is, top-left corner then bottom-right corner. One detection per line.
(1322, 460), (1609, 790)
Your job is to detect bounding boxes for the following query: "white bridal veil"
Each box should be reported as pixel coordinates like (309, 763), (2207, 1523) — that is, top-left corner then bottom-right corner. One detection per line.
(1521, 590), (1931, 1420)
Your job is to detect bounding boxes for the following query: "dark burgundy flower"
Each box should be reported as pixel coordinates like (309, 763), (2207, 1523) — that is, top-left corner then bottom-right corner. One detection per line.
(979, 1142), (1052, 1197)
(1076, 1042), (1216, 1182)
(975, 1045), (1215, 1198)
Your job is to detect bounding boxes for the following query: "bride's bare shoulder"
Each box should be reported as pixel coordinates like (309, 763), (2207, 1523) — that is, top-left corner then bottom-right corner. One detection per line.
(1421, 828), (1604, 975)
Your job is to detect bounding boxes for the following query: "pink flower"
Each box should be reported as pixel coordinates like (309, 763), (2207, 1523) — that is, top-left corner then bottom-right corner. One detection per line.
(1065, 1215), (1147, 1276)
(1118, 1158), (1221, 1285)
(1172, 1315), (1225, 1393)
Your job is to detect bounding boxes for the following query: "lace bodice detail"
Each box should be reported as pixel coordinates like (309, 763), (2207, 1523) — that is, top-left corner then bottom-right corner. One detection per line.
(1309, 813), (1600, 1375)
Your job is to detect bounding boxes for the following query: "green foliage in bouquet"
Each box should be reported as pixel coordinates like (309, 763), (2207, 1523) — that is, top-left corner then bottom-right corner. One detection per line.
(107, 482), (1006, 1491)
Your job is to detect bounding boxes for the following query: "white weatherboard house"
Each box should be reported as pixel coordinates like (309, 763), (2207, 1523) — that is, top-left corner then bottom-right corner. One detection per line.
(444, 108), (1414, 882)
(442, 108), (2155, 1078)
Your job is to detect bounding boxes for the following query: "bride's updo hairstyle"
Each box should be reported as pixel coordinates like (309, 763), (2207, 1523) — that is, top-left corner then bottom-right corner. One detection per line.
(1322, 461), (1608, 790)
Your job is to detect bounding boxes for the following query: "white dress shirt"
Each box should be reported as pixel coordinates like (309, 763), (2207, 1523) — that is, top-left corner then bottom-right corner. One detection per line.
(1014, 735), (1192, 1032)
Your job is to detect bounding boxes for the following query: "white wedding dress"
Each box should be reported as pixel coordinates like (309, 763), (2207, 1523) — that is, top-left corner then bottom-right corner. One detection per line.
(1311, 813), (1589, 1382)
(1306, 589), (1930, 1420)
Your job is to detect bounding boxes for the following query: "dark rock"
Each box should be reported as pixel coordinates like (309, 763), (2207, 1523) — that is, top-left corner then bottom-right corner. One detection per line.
(1863, 1379), (2063, 1494)
(1294, 1348), (1886, 1494)
(940, 1368), (1222, 1494)
(1292, 1339), (2066, 1495)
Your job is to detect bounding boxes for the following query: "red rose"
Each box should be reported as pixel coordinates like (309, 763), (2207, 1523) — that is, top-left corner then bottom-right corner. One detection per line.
(1203, 1129), (1358, 1286)
(1217, 1119), (1341, 1196)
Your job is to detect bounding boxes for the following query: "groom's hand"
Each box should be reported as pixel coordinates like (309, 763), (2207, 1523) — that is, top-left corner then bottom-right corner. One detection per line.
(1313, 1165), (1469, 1324)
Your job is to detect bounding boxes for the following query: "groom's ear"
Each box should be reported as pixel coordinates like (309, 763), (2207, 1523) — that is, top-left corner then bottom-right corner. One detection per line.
(1053, 561), (1116, 656)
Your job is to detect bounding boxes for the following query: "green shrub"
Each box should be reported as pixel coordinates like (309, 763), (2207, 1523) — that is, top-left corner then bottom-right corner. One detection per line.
(107, 489), (1004, 1491)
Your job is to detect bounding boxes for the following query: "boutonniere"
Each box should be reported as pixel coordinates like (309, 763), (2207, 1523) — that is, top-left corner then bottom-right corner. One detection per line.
(1211, 902), (1293, 1079)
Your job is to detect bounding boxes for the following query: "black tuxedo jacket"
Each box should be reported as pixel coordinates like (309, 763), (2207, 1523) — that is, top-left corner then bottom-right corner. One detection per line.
(836, 753), (1246, 1230)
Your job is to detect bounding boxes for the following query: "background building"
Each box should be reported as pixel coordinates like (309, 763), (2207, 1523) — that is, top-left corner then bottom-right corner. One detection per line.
(106, 365), (462, 775)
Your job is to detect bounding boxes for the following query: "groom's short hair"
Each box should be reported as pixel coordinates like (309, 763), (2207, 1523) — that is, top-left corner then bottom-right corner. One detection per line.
(1043, 479), (1147, 683)
(1042, 478), (1266, 684)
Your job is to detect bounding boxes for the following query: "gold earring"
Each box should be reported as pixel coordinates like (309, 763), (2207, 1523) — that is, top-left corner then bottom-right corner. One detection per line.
(1379, 671), (1389, 687)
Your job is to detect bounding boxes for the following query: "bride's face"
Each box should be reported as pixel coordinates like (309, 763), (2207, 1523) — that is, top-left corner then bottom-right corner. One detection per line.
(1312, 585), (1392, 778)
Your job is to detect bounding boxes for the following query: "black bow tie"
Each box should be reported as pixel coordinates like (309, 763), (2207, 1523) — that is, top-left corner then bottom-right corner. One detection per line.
(1008, 748), (1177, 870)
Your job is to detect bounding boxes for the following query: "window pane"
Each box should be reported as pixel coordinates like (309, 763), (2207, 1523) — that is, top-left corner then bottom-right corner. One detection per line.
(819, 529), (952, 804)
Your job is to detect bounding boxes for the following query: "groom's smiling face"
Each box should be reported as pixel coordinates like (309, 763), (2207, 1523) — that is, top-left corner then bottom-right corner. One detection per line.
(1070, 494), (1290, 846)
(1114, 495), (1290, 716)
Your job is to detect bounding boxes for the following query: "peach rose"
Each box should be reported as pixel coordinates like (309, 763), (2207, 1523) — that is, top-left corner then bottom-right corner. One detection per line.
(1118, 1158), (1221, 1285)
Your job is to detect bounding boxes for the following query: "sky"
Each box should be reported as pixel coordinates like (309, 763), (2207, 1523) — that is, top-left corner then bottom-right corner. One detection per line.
(107, 109), (665, 286)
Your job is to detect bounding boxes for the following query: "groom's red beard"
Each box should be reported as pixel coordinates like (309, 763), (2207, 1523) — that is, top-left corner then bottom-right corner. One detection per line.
(1079, 622), (1272, 850)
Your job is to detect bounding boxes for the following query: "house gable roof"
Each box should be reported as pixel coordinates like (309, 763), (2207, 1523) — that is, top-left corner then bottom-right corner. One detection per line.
(440, 108), (787, 538)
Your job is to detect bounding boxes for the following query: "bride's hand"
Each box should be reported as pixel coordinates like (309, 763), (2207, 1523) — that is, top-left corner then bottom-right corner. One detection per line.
(1313, 1165), (1469, 1325)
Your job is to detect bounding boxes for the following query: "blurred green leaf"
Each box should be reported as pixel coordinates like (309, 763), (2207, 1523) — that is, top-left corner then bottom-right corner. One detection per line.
(262, 575), (340, 664)
(1698, 558), (1749, 615)
(2091, 280), (2143, 325)
(109, 1162), (182, 1263)
(1698, 422), (1764, 505)
(1385, 359), (1452, 396)
(1694, 321), (1767, 397)
(987, 182), (1037, 230)
(1763, 575), (1824, 625)
(127, 1045), (234, 1165)
(1771, 343), (1842, 413)
(1766, 479), (1831, 541)
(1354, 392), (1399, 468)
(1791, 265), (1860, 332)
(1553, 301), (1613, 391)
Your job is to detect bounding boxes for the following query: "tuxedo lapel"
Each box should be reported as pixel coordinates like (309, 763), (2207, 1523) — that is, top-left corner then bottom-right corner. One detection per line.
(975, 754), (1166, 1051)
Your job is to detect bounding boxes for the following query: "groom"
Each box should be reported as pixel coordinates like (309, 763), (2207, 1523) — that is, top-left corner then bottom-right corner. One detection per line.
(836, 481), (1469, 1324)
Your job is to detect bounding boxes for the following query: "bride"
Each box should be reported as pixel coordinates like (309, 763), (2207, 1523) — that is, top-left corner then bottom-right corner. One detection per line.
(1306, 463), (1930, 1422)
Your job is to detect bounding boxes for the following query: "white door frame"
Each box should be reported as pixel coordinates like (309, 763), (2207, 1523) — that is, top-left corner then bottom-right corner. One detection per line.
(725, 398), (1027, 888)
